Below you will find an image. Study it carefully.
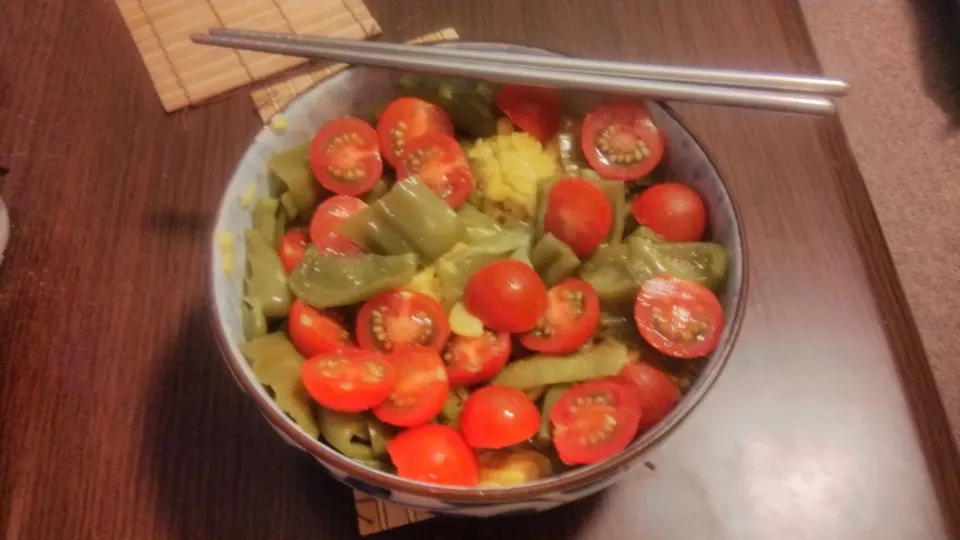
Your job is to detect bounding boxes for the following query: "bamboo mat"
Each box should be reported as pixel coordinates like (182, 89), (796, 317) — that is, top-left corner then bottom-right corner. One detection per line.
(252, 27), (459, 534)
(251, 27), (461, 122)
(116, 0), (381, 112)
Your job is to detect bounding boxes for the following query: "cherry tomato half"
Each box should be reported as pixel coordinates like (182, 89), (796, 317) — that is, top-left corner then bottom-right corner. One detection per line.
(459, 385), (541, 449)
(309, 195), (366, 256)
(289, 300), (352, 358)
(494, 85), (561, 142)
(387, 424), (479, 486)
(302, 349), (396, 412)
(442, 331), (512, 387)
(397, 132), (473, 208)
(630, 183), (706, 242)
(309, 117), (383, 196)
(463, 259), (548, 333)
(520, 279), (600, 354)
(373, 347), (450, 427)
(543, 177), (613, 257)
(279, 228), (309, 273)
(356, 290), (451, 353)
(377, 97), (454, 169)
(616, 362), (682, 433)
(581, 101), (665, 181)
(550, 380), (642, 465)
(634, 276), (724, 359)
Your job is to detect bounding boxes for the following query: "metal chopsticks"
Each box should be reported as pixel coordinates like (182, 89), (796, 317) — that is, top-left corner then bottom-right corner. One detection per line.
(190, 30), (844, 116)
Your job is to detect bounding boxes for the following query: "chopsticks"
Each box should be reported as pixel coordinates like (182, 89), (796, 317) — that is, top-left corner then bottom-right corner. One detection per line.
(191, 29), (845, 116)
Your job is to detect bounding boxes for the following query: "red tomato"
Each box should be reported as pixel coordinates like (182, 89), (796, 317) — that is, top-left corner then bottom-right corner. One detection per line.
(289, 300), (352, 358)
(519, 279), (600, 354)
(302, 349), (396, 412)
(630, 182), (707, 242)
(463, 259), (548, 333)
(279, 229), (309, 273)
(309, 117), (383, 196)
(634, 276), (724, 359)
(617, 362), (682, 432)
(459, 385), (541, 449)
(356, 290), (451, 353)
(309, 195), (366, 256)
(550, 380), (642, 465)
(494, 85), (560, 142)
(396, 132), (473, 208)
(442, 331), (511, 387)
(581, 101), (665, 181)
(543, 177), (613, 257)
(377, 97), (454, 169)
(373, 347), (450, 427)
(387, 424), (479, 486)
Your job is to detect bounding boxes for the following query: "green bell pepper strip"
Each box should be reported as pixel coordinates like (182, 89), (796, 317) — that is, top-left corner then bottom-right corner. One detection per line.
(251, 197), (286, 249)
(243, 229), (292, 318)
(530, 233), (581, 286)
(536, 384), (572, 444)
(289, 247), (418, 309)
(267, 142), (323, 216)
(240, 297), (268, 341)
(240, 333), (319, 438)
(491, 341), (630, 389)
(318, 409), (376, 461)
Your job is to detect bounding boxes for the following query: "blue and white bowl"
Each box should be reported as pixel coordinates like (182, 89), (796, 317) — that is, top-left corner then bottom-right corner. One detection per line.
(209, 42), (748, 517)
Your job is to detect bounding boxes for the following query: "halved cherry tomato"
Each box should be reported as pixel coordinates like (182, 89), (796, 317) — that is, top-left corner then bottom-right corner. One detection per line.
(550, 380), (642, 465)
(289, 300), (352, 358)
(634, 276), (724, 359)
(459, 385), (541, 449)
(356, 290), (451, 353)
(519, 279), (600, 354)
(396, 132), (473, 208)
(373, 347), (449, 427)
(309, 195), (366, 256)
(279, 229), (309, 273)
(442, 331), (511, 387)
(302, 349), (396, 412)
(542, 178), (613, 257)
(617, 362), (682, 432)
(387, 424), (479, 486)
(494, 85), (560, 142)
(377, 97), (454, 169)
(463, 259), (547, 333)
(581, 101), (665, 181)
(630, 182), (707, 242)
(309, 117), (383, 196)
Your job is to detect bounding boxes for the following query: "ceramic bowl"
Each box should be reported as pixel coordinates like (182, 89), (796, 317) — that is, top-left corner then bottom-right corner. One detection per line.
(209, 42), (747, 517)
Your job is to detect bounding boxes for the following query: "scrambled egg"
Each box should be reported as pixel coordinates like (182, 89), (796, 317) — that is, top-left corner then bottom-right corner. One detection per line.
(467, 132), (559, 222)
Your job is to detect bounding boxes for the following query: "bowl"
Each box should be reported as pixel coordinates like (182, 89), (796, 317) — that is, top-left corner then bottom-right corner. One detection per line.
(209, 42), (747, 517)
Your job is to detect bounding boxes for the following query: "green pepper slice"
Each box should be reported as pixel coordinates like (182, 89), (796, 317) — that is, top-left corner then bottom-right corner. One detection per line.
(240, 333), (318, 438)
(318, 409), (376, 461)
(530, 233), (581, 286)
(491, 341), (630, 389)
(267, 142), (324, 216)
(536, 384), (572, 445)
(251, 197), (287, 249)
(243, 229), (292, 318)
(289, 247), (418, 309)
(627, 236), (729, 290)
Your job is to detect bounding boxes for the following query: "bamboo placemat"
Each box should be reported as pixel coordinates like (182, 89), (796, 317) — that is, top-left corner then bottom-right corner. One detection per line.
(116, 0), (381, 112)
(251, 28), (461, 122)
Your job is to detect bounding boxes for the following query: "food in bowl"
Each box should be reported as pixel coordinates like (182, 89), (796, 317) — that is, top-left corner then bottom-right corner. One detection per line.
(232, 75), (730, 488)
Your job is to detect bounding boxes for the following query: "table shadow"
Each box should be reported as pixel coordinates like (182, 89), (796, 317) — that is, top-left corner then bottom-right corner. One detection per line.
(141, 306), (602, 540)
(908, 0), (960, 129)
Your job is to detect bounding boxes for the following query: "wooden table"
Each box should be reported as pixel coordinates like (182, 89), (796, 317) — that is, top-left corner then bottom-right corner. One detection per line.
(2, 1), (959, 539)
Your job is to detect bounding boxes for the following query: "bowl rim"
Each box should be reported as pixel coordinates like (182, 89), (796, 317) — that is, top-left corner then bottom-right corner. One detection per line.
(208, 41), (750, 504)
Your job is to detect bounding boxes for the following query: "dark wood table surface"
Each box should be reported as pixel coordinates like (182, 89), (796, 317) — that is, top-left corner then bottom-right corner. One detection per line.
(3, 0), (960, 539)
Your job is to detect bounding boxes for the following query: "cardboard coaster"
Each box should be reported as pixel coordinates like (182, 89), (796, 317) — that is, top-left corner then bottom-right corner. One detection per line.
(115, 0), (381, 112)
(251, 28), (460, 122)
